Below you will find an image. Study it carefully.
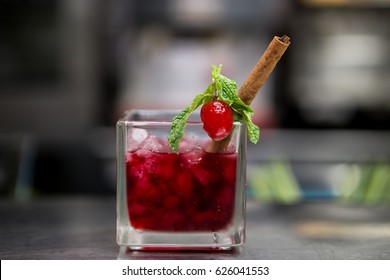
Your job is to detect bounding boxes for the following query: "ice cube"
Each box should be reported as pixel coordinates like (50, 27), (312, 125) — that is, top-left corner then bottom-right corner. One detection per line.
(128, 128), (148, 151)
(142, 152), (162, 174)
(132, 128), (148, 142)
(126, 154), (146, 179)
(140, 135), (170, 153)
(125, 151), (136, 163)
(178, 134), (199, 154)
(181, 146), (204, 165)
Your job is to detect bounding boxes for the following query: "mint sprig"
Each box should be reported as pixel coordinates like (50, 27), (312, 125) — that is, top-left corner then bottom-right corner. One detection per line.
(211, 65), (260, 144)
(168, 85), (213, 153)
(168, 65), (260, 153)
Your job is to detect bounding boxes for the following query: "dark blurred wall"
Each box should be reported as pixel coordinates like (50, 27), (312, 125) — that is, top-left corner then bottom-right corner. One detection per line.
(0, 0), (293, 195)
(0, 0), (115, 195)
(277, 1), (390, 130)
(0, 0), (102, 141)
(1, 0), (389, 196)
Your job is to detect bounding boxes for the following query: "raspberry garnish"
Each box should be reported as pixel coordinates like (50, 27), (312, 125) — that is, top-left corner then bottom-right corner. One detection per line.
(200, 100), (233, 141)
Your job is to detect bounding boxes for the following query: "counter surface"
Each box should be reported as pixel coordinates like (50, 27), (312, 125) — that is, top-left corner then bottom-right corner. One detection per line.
(1, 197), (389, 259)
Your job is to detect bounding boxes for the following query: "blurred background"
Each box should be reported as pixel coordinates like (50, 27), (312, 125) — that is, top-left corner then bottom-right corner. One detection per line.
(1, 0), (390, 203)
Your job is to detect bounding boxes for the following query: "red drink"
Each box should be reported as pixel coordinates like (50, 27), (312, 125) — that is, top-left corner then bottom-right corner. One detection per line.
(126, 146), (237, 232)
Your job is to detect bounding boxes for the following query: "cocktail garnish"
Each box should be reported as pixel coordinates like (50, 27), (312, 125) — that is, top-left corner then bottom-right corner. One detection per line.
(168, 65), (259, 153)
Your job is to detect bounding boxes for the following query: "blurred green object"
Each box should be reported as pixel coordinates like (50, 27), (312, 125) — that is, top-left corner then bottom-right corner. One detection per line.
(248, 160), (390, 205)
(339, 163), (390, 205)
(249, 160), (302, 205)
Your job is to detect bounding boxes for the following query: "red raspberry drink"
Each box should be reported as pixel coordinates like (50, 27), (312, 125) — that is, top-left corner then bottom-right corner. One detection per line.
(126, 146), (237, 232)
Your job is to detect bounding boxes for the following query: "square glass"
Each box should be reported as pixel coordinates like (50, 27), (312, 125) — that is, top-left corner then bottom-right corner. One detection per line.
(116, 110), (247, 250)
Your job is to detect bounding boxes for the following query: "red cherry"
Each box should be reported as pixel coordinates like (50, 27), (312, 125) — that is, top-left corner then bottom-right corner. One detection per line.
(200, 100), (233, 141)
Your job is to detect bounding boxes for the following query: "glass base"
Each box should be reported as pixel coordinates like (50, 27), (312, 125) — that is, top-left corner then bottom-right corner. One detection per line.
(117, 226), (244, 251)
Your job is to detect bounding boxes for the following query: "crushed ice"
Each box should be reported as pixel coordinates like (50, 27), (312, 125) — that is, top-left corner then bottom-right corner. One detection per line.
(129, 129), (205, 154)
(140, 135), (171, 153)
(128, 128), (148, 151)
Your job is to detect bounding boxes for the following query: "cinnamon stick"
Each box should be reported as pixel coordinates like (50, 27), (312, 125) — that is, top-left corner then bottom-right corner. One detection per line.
(237, 35), (290, 105)
(208, 35), (291, 153)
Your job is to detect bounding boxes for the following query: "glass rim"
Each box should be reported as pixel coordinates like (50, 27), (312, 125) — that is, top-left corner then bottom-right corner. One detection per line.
(117, 109), (243, 127)
(119, 109), (188, 121)
(119, 120), (243, 126)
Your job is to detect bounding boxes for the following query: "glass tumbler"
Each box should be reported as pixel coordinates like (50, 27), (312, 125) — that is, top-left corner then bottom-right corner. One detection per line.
(116, 110), (247, 250)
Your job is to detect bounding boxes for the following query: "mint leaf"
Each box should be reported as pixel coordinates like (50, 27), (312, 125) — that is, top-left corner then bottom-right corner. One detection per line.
(212, 65), (237, 105)
(236, 110), (260, 144)
(168, 85), (213, 152)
